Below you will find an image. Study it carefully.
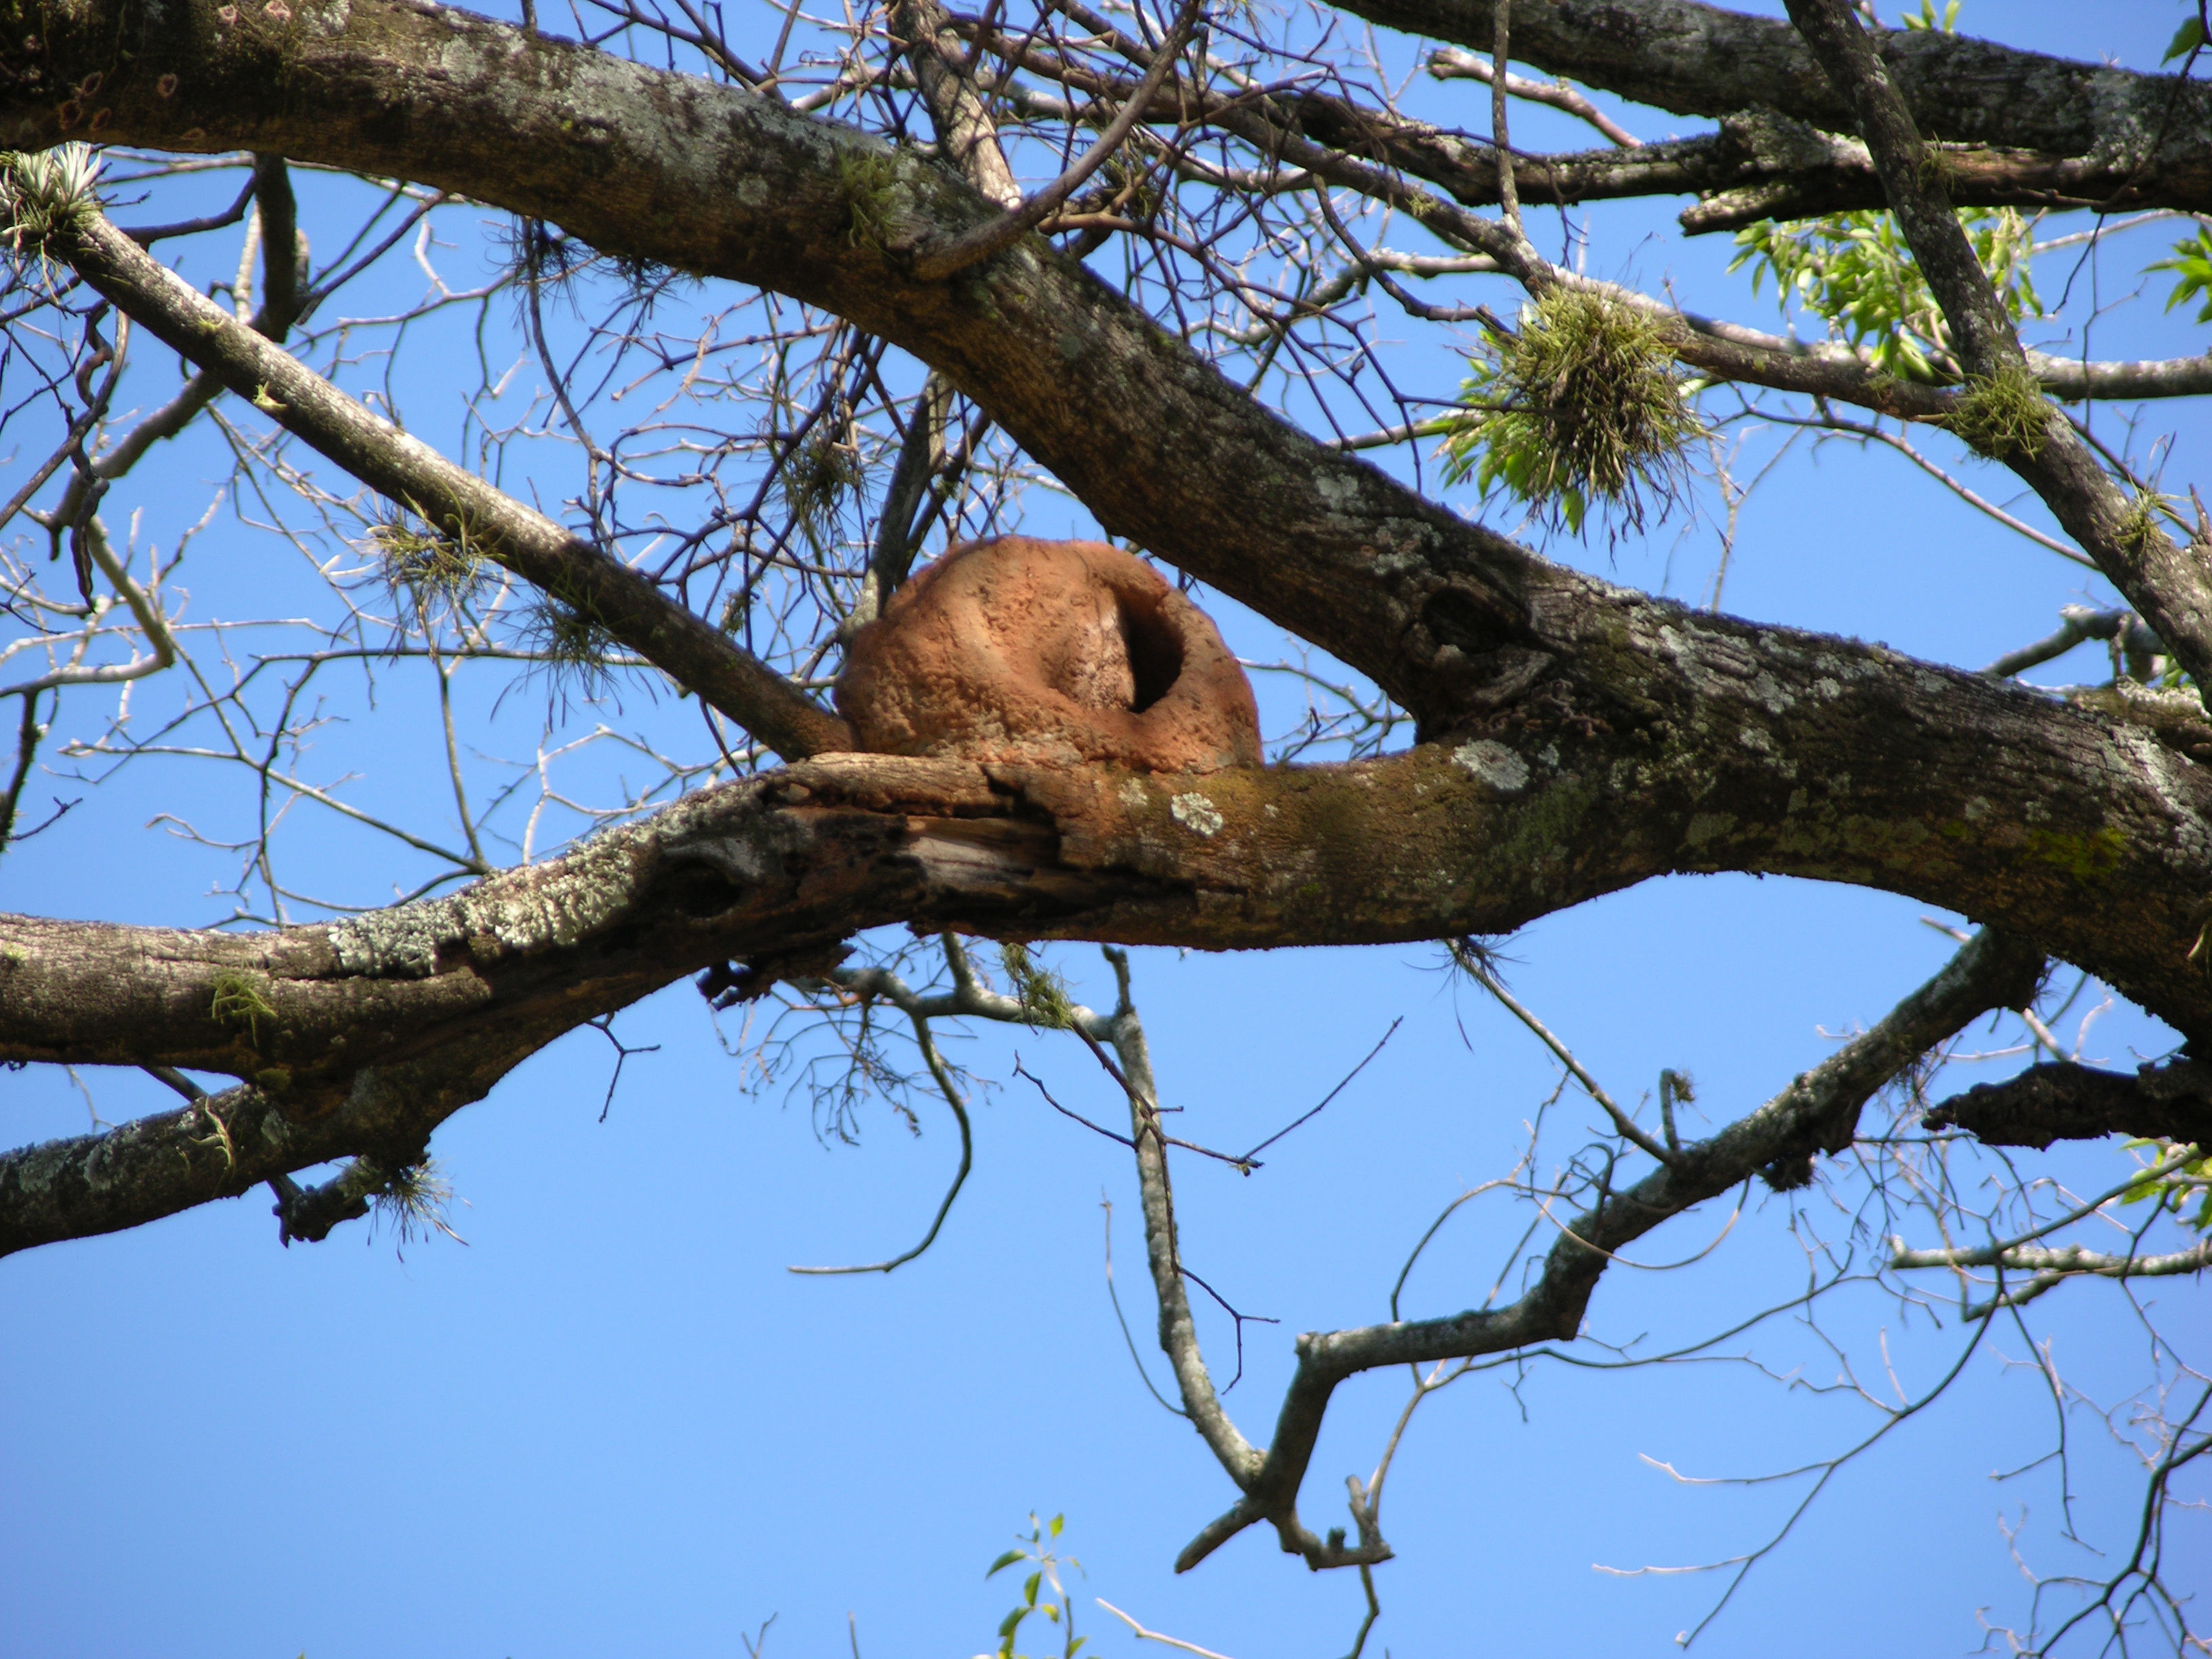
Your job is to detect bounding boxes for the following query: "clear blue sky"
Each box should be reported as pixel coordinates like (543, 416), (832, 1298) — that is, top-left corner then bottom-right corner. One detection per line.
(2, 3), (2205, 1656)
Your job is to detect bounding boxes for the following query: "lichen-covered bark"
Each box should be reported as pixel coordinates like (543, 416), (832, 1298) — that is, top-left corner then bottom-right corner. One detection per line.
(1263, 94), (2207, 230)
(3, 0), (2200, 740)
(1326, 0), (2212, 210)
(0, 0), (1541, 722)
(0, 763), (1091, 1093)
(7, 586), (2212, 1251)
(3, 0), (2211, 1261)
(8, 653), (2211, 1088)
(1778, 0), (2212, 696)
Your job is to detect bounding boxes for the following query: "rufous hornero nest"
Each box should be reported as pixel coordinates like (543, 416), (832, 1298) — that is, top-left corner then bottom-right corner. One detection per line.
(836, 536), (1262, 772)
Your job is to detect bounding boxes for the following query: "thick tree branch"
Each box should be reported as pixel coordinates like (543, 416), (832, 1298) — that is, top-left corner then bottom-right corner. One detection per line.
(972, 26), (2212, 394)
(958, 26), (2186, 239)
(0, 0), (1539, 721)
(0, 0), (1957, 733)
(1778, 0), (2028, 374)
(1924, 1057), (2212, 1150)
(7, 0), (2212, 1255)
(835, 0), (1010, 634)
(0, 756), (1117, 1252)
(2028, 348), (2212, 404)
(1329, 0), (2212, 215)
(5, 0), (2188, 749)
(999, 8), (1969, 430)
(1784, 0), (2212, 698)
(893, 0), (1024, 211)
(2, 1068), (439, 1256)
(910, 0), (1202, 280)
(1174, 925), (2045, 1570)
(5, 647), (2209, 1254)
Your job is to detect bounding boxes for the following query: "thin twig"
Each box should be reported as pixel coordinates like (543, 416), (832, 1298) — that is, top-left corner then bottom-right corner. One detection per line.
(912, 0), (1204, 280)
(1101, 1195), (1188, 1416)
(1490, 0), (1519, 234)
(1237, 1017), (1401, 1163)
(1452, 942), (1676, 1165)
(790, 1012), (975, 1274)
(1427, 48), (1641, 148)
(1096, 1601), (1240, 1659)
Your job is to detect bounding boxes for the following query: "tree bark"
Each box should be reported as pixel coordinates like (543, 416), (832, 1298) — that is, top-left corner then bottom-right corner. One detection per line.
(1925, 1059), (2212, 1150)
(5, 668), (2212, 1252)
(1326, 0), (2212, 214)
(6, 0), (2212, 1262)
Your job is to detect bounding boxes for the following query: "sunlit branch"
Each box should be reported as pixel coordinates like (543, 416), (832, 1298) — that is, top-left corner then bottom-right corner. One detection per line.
(1330, 0), (2212, 220)
(1427, 47), (1640, 148)
(51, 207), (852, 760)
(911, 0), (1204, 281)
(1985, 606), (2165, 679)
(1891, 1237), (2212, 1319)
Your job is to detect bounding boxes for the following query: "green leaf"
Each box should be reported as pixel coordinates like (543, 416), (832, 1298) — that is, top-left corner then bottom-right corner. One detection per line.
(1899, 0), (1959, 31)
(986, 1549), (1027, 1578)
(1023, 1570), (1043, 1607)
(2164, 15), (2206, 61)
(2148, 228), (2212, 324)
(1727, 205), (2043, 377)
(2115, 1141), (2212, 1231)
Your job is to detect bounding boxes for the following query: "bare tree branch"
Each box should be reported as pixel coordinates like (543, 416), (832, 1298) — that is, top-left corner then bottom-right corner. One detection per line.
(1784, 0), (2212, 699)
(1172, 926), (2045, 1571)
(52, 206), (851, 760)
(1336, 0), (2212, 217)
(1428, 47), (1641, 148)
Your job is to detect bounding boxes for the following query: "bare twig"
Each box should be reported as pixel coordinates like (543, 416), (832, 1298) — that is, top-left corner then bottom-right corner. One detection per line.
(1428, 47), (1641, 148)
(53, 209), (852, 760)
(912, 0), (1204, 281)
(1096, 1600), (1241, 1659)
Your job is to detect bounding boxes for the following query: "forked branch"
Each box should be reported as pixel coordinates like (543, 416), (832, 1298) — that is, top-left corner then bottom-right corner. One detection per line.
(51, 208), (851, 760)
(1170, 927), (2042, 1572)
(1784, 0), (2212, 695)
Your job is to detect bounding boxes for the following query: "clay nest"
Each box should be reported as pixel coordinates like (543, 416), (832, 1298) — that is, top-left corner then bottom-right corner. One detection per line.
(836, 536), (1261, 773)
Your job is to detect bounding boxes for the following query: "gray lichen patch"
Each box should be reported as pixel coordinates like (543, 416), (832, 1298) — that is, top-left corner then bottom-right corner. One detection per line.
(1453, 739), (1530, 794)
(329, 905), (447, 979)
(327, 820), (657, 977)
(1171, 792), (1225, 837)
(321, 781), (780, 980)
